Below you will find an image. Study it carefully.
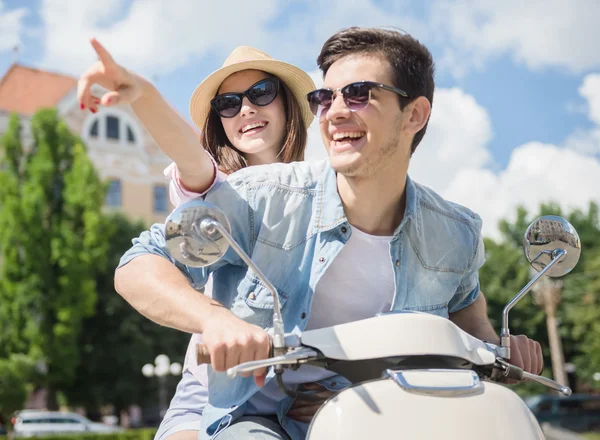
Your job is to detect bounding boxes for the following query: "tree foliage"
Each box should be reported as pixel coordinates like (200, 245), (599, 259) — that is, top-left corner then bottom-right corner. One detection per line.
(0, 110), (108, 405)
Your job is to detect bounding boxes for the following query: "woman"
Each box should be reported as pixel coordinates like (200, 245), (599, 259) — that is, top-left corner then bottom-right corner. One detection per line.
(78, 39), (319, 440)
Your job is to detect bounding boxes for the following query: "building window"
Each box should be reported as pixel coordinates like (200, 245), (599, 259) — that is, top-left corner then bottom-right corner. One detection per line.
(106, 116), (120, 140)
(127, 126), (136, 143)
(153, 185), (168, 213)
(90, 120), (99, 138)
(106, 179), (122, 207)
(84, 112), (140, 147)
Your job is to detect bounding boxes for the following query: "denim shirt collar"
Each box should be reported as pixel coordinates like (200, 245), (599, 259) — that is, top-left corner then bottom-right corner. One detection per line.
(316, 164), (420, 236)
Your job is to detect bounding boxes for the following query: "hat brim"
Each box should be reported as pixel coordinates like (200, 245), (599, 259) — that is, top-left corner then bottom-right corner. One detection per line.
(189, 59), (316, 131)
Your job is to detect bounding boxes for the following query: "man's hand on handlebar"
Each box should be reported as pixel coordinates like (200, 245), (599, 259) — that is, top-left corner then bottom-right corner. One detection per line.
(202, 309), (271, 387)
(507, 334), (543, 382)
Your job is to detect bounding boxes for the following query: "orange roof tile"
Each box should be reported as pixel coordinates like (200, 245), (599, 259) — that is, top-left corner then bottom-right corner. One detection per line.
(0, 64), (77, 116)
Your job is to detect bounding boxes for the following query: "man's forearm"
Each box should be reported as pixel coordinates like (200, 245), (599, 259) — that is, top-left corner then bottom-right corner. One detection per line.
(114, 254), (226, 334)
(449, 293), (499, 344)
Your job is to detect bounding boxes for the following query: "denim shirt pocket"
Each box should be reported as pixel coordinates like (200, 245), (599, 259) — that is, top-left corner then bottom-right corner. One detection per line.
(250, 183), (317, 251)
(402, 230), (466, 315)
(230, 273), (289, 329)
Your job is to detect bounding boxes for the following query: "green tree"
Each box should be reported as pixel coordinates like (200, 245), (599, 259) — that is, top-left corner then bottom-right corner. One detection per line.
(0, 110), (108, 408)
(0, 355), (35, 427)
(63, 213), (189, 415)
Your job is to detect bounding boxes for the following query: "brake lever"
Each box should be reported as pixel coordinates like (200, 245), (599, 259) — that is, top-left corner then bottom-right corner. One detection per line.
(489, 358), (571, 396)
(226, 347), (319, 378)
(521, 370), (572, 396)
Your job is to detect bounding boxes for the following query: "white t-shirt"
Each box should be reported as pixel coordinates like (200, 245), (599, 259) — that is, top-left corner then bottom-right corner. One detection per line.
(247, 226), (395, 414)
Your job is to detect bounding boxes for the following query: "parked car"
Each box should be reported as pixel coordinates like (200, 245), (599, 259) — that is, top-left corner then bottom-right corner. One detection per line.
(524, 393), (600, 433)
(12, 411), (123, 437)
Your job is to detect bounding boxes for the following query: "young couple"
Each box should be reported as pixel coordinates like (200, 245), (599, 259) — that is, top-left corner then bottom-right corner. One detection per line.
(79, 26), (544, 440)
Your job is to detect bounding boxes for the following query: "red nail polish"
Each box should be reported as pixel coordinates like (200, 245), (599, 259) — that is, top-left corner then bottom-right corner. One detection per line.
(80, 103), (85, 110)
(91, 109), (97, 114)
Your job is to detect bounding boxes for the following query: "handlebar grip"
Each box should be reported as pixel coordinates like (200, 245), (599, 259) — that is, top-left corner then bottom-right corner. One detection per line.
(504, 363), (524, 381)
(196, 343), (211, 365)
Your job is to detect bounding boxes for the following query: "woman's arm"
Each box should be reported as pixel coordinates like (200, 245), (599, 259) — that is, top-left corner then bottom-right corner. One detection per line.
(78, 38), (215, 193)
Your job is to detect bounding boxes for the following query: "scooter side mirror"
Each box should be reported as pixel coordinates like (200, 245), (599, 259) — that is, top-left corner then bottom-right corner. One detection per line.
(523, 215), (581, 277)
(499, 215), (581, 359)
(164, 200), (231, 268)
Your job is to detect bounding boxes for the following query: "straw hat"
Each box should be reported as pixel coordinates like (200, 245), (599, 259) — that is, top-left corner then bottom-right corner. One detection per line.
(189, 46), (316, 130)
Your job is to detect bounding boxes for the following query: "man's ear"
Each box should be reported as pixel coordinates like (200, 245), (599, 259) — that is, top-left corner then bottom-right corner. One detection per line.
(403, 96), (431, 136)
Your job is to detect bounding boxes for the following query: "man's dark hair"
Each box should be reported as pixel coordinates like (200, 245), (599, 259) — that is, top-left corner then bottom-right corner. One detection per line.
(317, 27), (435, 154)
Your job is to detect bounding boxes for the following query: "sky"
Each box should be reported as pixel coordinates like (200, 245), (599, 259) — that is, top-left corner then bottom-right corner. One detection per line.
(1, 0), (599, 239)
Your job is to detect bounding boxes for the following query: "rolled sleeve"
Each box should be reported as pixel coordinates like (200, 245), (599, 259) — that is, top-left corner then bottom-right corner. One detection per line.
(118, 223), (173, 269)
(448, 233), (486, 313)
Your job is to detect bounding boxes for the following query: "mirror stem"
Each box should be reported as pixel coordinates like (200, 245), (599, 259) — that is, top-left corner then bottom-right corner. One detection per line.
(499, 248), (566, 359)
(200, 219), (287, 356)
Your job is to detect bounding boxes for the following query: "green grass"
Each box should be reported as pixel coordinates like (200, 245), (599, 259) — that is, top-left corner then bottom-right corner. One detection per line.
(583, 433), (600, 440)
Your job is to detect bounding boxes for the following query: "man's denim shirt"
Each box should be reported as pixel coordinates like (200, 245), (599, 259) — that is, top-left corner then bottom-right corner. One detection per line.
(118, 159), (485, 440)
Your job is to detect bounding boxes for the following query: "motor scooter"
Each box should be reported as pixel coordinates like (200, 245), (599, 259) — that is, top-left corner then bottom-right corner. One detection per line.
(165, 200), (581, 439)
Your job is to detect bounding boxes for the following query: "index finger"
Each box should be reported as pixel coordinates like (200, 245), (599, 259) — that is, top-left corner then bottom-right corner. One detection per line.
(90, 38), (115, 67)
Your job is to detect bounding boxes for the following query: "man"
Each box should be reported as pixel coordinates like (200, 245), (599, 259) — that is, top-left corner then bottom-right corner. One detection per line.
(115, 27), (542, 439)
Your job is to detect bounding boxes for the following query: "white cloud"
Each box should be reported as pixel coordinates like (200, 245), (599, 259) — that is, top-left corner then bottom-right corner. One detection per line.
(261, 0), (424, 69)
(409, 78), (600, 239)
(36, 0), (428, 78)
(565, 74), (600, 155)
(580, 74), (600, 126)
(36, 0), (600, 81)
(431, 0), (600, 77)
(410, 88), (493, 192)
(39, 0), (281, 77)
(444, 143), (600, 239)
(0, 1), (28, 52)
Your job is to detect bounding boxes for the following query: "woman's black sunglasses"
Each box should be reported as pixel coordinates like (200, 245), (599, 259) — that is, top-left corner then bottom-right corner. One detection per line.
(210, 78), (280, 118)
(306, 81), (409, 116)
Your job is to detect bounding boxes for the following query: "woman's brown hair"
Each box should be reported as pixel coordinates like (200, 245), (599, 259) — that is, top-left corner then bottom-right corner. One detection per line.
(201, 75), (307, 174)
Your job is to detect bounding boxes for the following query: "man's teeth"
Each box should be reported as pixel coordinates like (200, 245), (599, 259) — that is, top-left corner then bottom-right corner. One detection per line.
(332, 132), (365, 141)
(242, 122), (266, 133)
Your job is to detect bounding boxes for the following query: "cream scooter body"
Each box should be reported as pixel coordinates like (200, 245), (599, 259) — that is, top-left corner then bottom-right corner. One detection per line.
(301, 313), (545, 440)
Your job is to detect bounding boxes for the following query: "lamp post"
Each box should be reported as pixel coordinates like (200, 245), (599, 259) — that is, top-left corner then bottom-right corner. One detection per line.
(142, 354), (182, 418)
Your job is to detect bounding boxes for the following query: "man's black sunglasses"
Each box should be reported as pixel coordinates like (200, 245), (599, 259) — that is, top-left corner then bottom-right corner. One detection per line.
(307, 81), (409, 116)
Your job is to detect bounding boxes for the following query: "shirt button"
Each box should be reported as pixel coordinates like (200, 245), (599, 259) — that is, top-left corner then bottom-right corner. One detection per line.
(249, 292), (256, 300)
(301, 312), (307, 319)
(319, 257), (326, 263)
(395, 260), (400, 267)
(341, 226), (347, 233)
